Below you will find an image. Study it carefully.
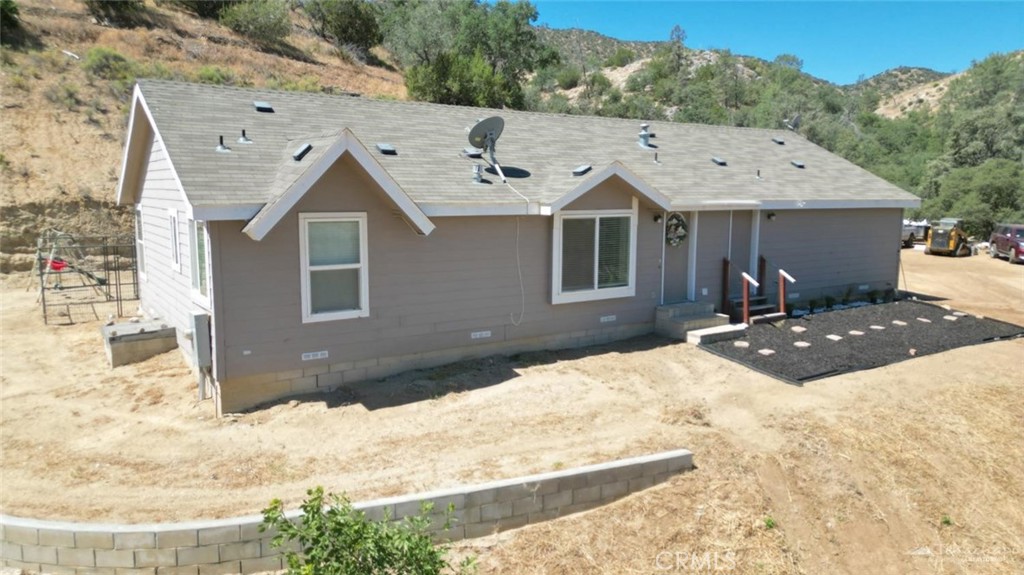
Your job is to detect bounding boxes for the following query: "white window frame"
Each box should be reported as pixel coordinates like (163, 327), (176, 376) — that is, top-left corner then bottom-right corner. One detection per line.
(299, 212), (369, 323)
(168, 208), (181, 272)
(135, 206), (146, 281)
(190, 219), (211, 307)
(551, 197), (638, 305)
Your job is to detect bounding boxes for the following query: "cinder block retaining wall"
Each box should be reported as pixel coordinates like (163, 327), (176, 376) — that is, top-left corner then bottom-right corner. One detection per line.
(1, 449), (693, 575)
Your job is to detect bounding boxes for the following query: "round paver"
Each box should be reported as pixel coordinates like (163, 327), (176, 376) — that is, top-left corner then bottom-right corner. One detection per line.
(734, 341), (750, 348)
(757, 348), (776, 356)
(790, 325), (807, 333)
(870, 325), (885, 330)
(849, 330), (864, 336)
(916, 317), (932, 323)
(826, 334), (843, 341)
(953, 311), (967, 317)
(794, 341), (811, 348)
(892, 320), (907, 326)
(943, 315), (958, 321)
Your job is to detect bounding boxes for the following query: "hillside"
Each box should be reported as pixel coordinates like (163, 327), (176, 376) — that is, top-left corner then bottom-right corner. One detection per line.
(534, 26), (660, 68)
(0, 0), (405, 271)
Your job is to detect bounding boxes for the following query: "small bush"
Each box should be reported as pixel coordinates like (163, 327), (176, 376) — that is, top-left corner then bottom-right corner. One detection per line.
(555, 65), (581, 90)
(220, 0), (291, 46)
(763, 516), (777, 529)
(604, 46), (635, 68)
(587, 71), (612, 96)
(261, 486), (474, 575)
(303, 0), (381, 51)
(160, 0), (233, 19)
(44, 82), (82, 110)
(82, 46), (135, 82)
(194, 65), (236, 85)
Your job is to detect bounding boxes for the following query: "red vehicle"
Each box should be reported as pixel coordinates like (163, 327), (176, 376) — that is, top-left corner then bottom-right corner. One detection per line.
(989, 223), (1024, 264)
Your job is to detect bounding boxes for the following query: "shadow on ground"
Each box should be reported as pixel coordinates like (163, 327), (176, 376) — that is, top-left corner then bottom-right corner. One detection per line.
(250, 335), (675, 412)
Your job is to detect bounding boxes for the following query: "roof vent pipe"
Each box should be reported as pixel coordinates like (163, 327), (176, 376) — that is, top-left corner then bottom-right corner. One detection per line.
(238, 129), (253, 144)
(638, 124), (651, 148)
(215, 136), (230, 153)
(473, 163), (483, 183)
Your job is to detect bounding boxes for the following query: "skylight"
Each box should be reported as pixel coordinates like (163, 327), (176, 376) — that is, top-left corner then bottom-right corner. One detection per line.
(253, 101), (274, 113)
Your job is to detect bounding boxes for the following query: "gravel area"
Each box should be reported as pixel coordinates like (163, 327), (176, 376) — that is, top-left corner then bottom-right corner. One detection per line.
(702, 300), (1024, 383)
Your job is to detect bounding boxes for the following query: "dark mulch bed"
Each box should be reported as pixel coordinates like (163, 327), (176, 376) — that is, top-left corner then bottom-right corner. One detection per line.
(701, 300), (1024, 384)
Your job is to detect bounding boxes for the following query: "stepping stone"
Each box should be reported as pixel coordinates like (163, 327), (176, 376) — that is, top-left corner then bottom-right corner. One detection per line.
(758, 349), (776, 356)
(826, 334), (843, 341)
(870, 325), (885, 330)
(849, 330), (864, 336)
(892, 320), (907, 326)
(734, 341), (750, 348)
(794, 341), (811, 348)
(790, 325), (807, 333)
(943, 315), (958, 321)
(953, 311), (967, 317)
(941, 304), (952, 310)
(916, 317), (932, 323)
(909, 348), (917, 356)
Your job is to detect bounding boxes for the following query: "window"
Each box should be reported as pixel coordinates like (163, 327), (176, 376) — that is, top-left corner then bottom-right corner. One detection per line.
(190, 220), (210, 302)
(552, 207), (637, 304)
(168, 209), (181, 272)
(135, 207), (146, 279)
(299, 213), (369, 322)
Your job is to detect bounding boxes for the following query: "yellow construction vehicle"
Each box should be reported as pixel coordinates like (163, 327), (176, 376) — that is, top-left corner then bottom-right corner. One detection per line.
(925, 218), (971, 257)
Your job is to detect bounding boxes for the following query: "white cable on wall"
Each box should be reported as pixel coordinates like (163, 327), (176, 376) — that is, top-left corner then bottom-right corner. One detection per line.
(510, 216), (525, 326)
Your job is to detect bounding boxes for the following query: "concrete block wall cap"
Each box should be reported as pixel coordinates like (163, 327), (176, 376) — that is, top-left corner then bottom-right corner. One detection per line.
(0, 448), (693, 531)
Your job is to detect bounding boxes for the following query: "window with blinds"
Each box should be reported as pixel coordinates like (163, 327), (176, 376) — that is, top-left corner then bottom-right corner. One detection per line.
(554, 210), (636, 304)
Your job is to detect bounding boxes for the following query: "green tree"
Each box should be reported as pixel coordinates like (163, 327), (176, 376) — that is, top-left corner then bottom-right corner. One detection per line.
(1, 0), (20, 36)
(161, 0), (234, 19)
(302, 0), (381, 52)
(220, 0), (291, 46)
(82, 0), (145, 25)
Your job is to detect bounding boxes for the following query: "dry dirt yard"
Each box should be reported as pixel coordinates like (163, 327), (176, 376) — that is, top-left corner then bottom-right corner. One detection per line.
(2, 248), (1022, 574)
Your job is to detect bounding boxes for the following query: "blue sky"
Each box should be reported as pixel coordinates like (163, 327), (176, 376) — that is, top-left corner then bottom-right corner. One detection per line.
(531, 1), (1024, 85)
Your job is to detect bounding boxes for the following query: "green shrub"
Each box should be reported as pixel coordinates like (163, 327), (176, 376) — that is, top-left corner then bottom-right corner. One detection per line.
(604, 46), (635, 68)
(44, 82), (81, 110)
(220, 0), (291, 46)
(555, 65), (581, 90)
(303, 0), (381, 51)
(587, 71), (612, 96)
(194, 65), (236, 85)
(1, 0), (19, 36)
(82, 46), (135, 81)
(261, 486), (474, 575)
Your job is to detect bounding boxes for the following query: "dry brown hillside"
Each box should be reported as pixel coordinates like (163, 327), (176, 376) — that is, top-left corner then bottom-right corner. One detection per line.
(0, 0), (405, 271)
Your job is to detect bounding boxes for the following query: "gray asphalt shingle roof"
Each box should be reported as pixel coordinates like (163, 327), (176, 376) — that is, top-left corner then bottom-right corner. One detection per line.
(134, 79), (919, 212)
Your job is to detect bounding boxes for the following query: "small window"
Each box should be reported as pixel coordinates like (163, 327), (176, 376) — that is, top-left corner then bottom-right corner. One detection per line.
(552, 208), (637, 304)
(299, 213), (369, 322)
(190, 220), (210, 302)
(168, 209), (181, 272)
(135, 207), (146, 279)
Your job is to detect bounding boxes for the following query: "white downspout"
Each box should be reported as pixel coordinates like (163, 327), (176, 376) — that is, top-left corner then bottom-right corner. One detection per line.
(659, 210), (667, 305)
(687, 211), (699, 301)
(750, 209), (761, 295)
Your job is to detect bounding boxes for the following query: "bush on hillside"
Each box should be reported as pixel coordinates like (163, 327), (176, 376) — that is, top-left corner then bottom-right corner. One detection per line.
(555, 65), (581, 90)
(82, 46), (135, 82)
(1, 0), (20, 36)
(303, 0), (381, 51)
(604, 46), (635, 68)
(261, 486), (475, 575)
(219, 0), (290, 46)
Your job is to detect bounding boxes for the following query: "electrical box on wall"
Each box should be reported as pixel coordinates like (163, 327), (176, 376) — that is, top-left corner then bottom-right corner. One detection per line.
(190, 312), (212, 369)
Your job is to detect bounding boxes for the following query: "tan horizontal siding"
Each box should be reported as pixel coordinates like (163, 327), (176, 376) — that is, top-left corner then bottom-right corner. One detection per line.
(215, 155), (662, 380)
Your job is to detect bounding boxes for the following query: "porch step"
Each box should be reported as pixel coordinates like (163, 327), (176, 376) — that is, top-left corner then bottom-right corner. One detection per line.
(686, 323), (749, 345)
(730, 303), (778, 322)
(655, 313), (730, 340)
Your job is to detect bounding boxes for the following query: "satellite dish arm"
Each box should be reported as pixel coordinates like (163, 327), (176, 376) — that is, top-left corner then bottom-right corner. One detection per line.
(486, 136), (507, 183)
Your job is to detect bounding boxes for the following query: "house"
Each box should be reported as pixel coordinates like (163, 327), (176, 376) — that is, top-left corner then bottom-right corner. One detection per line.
(117, 80), (920, 414)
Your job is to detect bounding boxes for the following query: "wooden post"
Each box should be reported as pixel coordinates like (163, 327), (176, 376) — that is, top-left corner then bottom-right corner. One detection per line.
(721, 258), (730, 314)
(778, 269), (796, 316)
(757, 255), (767, 297)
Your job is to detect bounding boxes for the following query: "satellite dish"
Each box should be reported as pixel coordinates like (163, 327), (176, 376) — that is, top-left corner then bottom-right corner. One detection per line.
(468, 116), (507, 183)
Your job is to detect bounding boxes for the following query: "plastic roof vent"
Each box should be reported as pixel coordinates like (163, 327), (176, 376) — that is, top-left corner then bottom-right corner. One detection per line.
(711, 157), (727, 166)
(572, 164), (592, 176)
(463, 147), (483, 158)
(253, 101), (274, 113)
(376, 143), (397, 155)
(791, 160), (805, 169)
(292, 143), (312, 162)
(772, 137), (785, 145)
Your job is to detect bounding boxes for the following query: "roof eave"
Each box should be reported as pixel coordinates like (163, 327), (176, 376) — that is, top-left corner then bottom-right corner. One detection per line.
(549, 161), (673, 213)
